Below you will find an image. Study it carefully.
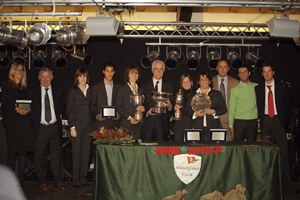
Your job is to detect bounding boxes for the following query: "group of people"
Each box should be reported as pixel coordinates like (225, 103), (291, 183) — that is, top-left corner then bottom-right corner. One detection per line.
(1, 58), (293, 190)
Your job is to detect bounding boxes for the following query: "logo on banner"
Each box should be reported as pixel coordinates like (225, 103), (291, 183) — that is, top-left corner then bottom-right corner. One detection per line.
(174, 154), (202, 184)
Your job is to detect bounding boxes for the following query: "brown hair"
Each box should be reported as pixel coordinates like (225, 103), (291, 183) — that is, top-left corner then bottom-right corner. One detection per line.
(73, 67), (89, 89)
(8, 61), (27, 89)
(123, 64), (141, 84)
(179, 73), (193, 94)
(196, 71), (213, 88)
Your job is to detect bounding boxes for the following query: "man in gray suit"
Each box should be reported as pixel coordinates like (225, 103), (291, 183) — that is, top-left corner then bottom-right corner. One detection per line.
(212, 60), (239, 141)
(91, 63), (120, 130)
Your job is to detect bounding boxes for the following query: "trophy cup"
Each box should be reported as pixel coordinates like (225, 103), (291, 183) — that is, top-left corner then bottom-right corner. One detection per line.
(174, 89), (184, 120)
(150, 91), (172, 114)
(191, 93), (212, 112)
(130, 93), (145, 122)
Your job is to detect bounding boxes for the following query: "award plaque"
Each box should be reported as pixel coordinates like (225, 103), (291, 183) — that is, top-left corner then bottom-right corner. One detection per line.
(184, 129), (202, 143)
(150, 91), (172, 114)
(191, 93), (212, 112)
(101, 106), (117, 118)
(130, 93), (145, 122)
(15, 100), (32, 113)
(209, 129), (227, 143)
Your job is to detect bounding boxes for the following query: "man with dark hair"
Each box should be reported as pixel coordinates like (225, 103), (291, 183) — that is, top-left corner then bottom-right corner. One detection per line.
(255, 63), (292, 187)
(91, 62), (120, 130)
(142, 60), (174, 141)
(29, 67), (66, 190)
(212, 60), (239, 141)
(228, 65), (258, 141)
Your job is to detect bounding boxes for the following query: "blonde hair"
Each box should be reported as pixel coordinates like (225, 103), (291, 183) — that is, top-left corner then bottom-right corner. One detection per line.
(8, 61), (27, 89)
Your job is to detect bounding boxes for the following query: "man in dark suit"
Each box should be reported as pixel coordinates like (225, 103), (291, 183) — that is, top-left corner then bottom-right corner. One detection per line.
(91, 63), (120, 130)
(142, 60), (174, 141)
(212, 60), (239, 141)
(28, 68), (65, 190)
(255, 63), (292, 187)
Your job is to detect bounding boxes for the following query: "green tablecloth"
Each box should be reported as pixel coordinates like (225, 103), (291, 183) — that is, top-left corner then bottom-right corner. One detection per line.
(93, 142), (282, 200)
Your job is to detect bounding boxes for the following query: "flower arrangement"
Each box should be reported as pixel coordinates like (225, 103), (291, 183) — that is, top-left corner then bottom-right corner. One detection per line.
(89, 127), (135, 145)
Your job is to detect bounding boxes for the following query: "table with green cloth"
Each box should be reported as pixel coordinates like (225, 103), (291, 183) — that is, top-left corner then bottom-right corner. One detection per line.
(93, 142), (282, 200)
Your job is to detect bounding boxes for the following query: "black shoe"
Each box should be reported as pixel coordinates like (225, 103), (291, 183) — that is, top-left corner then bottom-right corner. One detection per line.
(73, 185), (80, 189)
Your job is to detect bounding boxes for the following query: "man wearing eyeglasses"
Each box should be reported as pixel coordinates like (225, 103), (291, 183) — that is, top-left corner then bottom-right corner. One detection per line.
(255, 63), (292, 188)
(228, 65), (258, 142)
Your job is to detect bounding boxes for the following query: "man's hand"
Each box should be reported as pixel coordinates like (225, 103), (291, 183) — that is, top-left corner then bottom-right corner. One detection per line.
(70, 129), (77, 137)
(174, 104), (182, 111)
(129, 116), (138, 124)
(163, 100), (172, 109)
(146, 108), (156, 116)
(195, 110), (206, 117)
(97, 114), (106, 121)
(136, 105), (145, 112)
(205, 109), (215, 115)
(113, 112), (120, 120)
(229, 127), (234, 138)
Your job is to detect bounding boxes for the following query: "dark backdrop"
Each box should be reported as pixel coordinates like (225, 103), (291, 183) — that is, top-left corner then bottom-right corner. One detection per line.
(1, 37), (300, 107)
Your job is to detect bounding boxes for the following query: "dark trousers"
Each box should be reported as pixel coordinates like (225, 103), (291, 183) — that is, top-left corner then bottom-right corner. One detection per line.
(233, 119), (258, 142)
(34, 124), (64, 185)
(71, 126), (91, 185)
(263, 115), (291, 186)
(173, 116), (192, 142)
(142, 115), (169, 141)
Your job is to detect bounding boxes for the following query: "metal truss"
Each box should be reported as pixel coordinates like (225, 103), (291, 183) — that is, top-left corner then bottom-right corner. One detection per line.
(3, 1), (300, 9)
(121, 22), (270, 40)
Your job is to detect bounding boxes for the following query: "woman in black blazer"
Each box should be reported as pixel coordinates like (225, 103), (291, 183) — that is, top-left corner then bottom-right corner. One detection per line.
(116, 64), (145, 140)
(173, 73), (194, 142)
(186, 71), (227, 142)
(2, 61), (34, 187)
(66, 68), (93, 188)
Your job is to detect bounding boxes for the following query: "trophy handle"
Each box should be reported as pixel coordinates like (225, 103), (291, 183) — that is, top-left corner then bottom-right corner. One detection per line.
(142, 95), (145, 102)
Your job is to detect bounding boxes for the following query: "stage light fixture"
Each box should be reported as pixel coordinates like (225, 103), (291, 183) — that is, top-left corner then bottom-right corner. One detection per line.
(245, 52), (264, 69)
(186, 50), (200, 70)
(267, 11), (300, 38)
(0, 51), (10, 69)
(52, 50), (68, 69)
(32, 50), (46, 69)
(140, 50), (160, 69)
(207, 48), (220, 70)
(0, 27), (27, 49)
(71, 51), (93, 67)
(165, 48), (180, 70)
(27, 23), (51, 46)
(12, 50), (27, 65)
(86, 13), (119, 36)
(227, 50), (243, 70)
(56, 24), (89, 47)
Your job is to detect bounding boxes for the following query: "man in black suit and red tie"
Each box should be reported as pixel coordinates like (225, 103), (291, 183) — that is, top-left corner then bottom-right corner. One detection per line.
(255, 63), (292, 188)
(28, 68), (66, 191)
(142, 60), (174, 141)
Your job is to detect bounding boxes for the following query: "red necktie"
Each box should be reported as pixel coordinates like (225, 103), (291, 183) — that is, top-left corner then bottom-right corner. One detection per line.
(267, 85), (274, 118)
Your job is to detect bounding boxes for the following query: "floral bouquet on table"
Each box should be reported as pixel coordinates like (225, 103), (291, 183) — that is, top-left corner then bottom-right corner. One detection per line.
(89, 127), (135, 145)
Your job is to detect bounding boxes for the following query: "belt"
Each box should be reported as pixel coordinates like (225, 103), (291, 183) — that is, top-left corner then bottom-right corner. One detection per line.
(40, 122), (57, 127)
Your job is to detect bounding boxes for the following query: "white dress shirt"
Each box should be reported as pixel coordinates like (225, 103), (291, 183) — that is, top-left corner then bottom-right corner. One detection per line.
(40, 85), (57, 124)
(152, 77), (162, 92)
(104, 79), (113, 106)
(217, 75), (228, 106)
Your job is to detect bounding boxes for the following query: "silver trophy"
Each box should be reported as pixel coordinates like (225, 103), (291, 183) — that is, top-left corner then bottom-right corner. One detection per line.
(174, 89), (184, 121)
(191, 93), (212, 112)
(130, 93), (145, 122)
(151, 91), (172, 114)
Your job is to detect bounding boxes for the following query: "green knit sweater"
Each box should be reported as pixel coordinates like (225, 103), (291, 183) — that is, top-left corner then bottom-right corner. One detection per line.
(228, 82), (258, 127)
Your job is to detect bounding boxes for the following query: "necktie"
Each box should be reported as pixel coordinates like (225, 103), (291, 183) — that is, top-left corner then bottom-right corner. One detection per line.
(267, 85), (274, 118)
(45, 88), (52, 123)
(154, 81), (159, 92)
(220, 78), (225, 100)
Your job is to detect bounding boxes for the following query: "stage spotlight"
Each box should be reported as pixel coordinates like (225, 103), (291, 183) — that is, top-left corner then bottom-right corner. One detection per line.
(0, 51), (10, 69)
(52, 50), (68, 69)
(71, 51), (93, 67)
(245, 52), (264, 69)
(12, 50), (27, 65)
(56, 24), (90, 46)
(227, 51), (243, 70)
(27, 23), (51, 46)
(0, 27), (27, 49)
(140, 50), (160, 69)
(267, 12), (300, 38)
(32, 50), (46, 69)
(165, 50), (180, 70)
(207, 50), (220, 70)
(186, 50), (200, 70)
